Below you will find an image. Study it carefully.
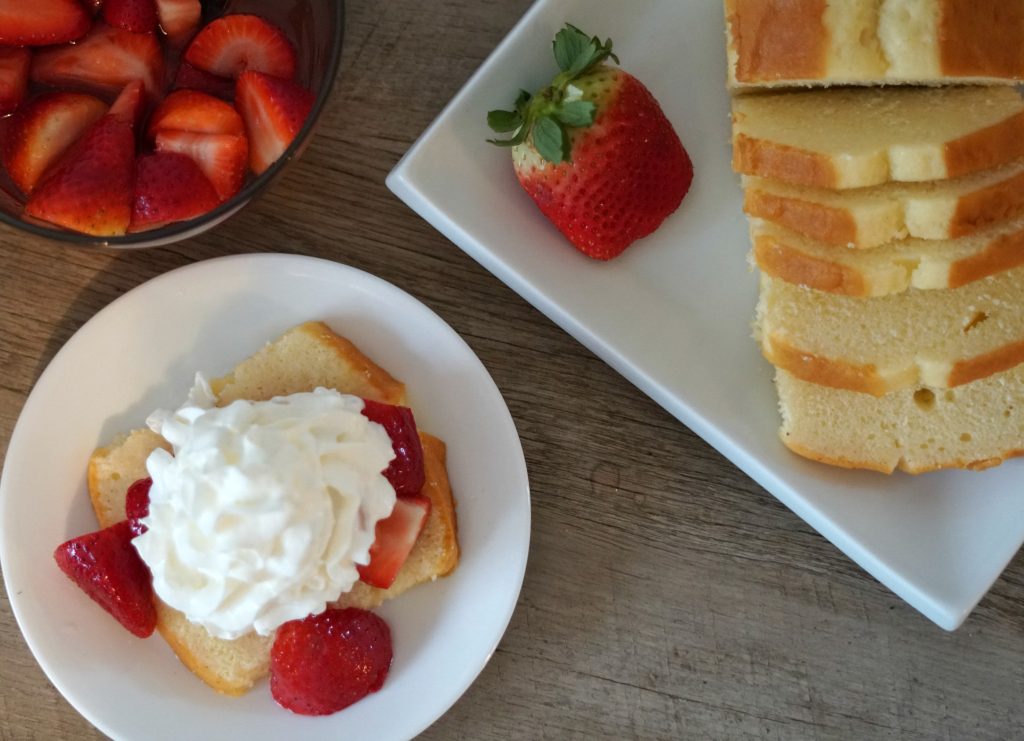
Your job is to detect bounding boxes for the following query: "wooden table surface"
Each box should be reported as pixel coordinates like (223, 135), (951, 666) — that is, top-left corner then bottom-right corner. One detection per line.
(2, 1), (1023, 739)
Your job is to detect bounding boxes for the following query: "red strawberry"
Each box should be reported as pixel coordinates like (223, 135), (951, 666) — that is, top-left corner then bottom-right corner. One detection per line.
(271, 608), (392, 716)
(235, 70), (313, 174)
(86, 0), (104, 15)
(154, 130), (247, 201)
(130, 151), (219, 231)
(357, 494), (431, 589)
(0, 47), (30, 115)
(172, 61), (235, 100)
(125, 477), (152, 537)
(53, 520), (157, 638)
(103, 0), (157, 34)
(184, 14), (297, 80)
(360, 399), (425, 496)
(487, 24), (693, 260)
(156, 0), (200, 40)
(31, 24), (165, 97)
(0, 0), (90, 46)
(107, 79), (146, 129)
(147, 89), (244, 140)
(25, 114), (135, 235)
(2, 91), (107, 194)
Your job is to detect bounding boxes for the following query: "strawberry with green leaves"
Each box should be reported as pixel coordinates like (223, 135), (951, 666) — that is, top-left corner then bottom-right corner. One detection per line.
(488, 24), (693, 260)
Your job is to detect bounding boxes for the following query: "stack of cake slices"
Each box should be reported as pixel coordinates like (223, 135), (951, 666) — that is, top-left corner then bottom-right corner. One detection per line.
(724, 0), (1024, 473)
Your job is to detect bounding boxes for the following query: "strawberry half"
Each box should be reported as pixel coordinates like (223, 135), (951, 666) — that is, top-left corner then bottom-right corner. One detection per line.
(31, 23), (165, 98)
(130, 151), (220, 231)
(184, 14), (297, 80)
(172, 61), (235, 100)
(147, 89), (244, 140)
(360, 399), (425, 496)
(488, 24), (693, 260)
(125, 477), (152, 537)
(2, 91), (107, 194)
(0, 48), (31, 115)
(25, 114), (135, 235)
(357, 494), (431, 589)
(235, 70), (314, 175)
(53, 520), (157, 638)
(155, 0), (201, 40)
(271, 608), (392, 716)
(154, 130), (247, 201)
(103, 0), (157, 34)
(0, 0), (91, 46)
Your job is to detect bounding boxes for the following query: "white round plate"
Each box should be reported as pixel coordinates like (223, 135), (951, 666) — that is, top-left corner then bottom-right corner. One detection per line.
(0, 253), (530, 740)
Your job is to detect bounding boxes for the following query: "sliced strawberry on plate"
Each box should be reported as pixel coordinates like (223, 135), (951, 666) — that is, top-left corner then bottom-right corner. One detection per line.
(171, 61), (235, 100)
(154, 130), (247, 201)
(357, 493), (431, 589)
(147, 89), (244, 139)
(3, 91), (107, 194)
(360, 399), (425, 496)
(156, 0), (200, 40)
(107, 79), (146, 129)
(235, 70), (314, 175)
(25, 114), (135, 235)
(53, 520), (157, 638)
(0, 48), (31, 115)
(0, 0), (91, 46)
(130, 151), (219, 231)
(184, 14), (297, 80)
(103, 0), (157, 34)
(31, 24), (165, 97)
(125, 477), (152, 537)
(271, 608), (392, 716)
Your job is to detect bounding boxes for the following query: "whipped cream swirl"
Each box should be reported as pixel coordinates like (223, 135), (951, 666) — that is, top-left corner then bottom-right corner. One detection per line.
(133, 377), (396, 639)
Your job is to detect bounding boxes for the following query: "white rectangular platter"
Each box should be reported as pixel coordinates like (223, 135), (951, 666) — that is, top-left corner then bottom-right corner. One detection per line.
(387, 0), (1024, 630)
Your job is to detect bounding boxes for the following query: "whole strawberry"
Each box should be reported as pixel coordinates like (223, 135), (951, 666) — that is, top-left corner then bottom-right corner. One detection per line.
(488, 24), (693, 260)
(271, 608), (393, 715)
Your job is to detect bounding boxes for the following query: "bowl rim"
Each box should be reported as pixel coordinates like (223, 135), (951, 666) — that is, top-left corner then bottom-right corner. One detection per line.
(0, 2), (346, 249)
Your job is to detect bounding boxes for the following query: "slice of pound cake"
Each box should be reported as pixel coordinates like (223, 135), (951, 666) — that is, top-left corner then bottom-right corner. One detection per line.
(775, 364), (1024, 474)
(731, 86), (1024, 189)
(725, 0), (1024, 89)
(750, 218), (1024, 297)
(755, 267), (1024, 395)
(743, 160), (1024, 248)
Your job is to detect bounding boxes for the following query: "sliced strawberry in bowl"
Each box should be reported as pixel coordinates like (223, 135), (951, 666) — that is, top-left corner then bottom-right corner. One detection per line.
(3, 91), (107, 194)
(130, 151), (220, 232)
(357, 493), (431, 589)
(103, 0), (157, 34)
(147, 89), (244, 139)
(154, 130), (247, 202)
(235, 70), (314, 175)
(0, 47), (31, 115)
(172, 61), (235, 100)
(0, 0), (91, 46)
(31, 23), (165, 98)
(107, 79), (147, 129)
(271, 608), (393, 716)
(25, 114), (135, 235)
(156, 0), (201, 40)
(53, 520), (157, 638)
(185, 14), (297, 80)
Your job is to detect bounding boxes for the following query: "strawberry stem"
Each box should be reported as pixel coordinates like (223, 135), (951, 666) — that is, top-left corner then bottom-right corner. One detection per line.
(486, 23), (618, 164)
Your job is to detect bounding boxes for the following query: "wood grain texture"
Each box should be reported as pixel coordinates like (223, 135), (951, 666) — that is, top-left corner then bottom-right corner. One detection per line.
(2, 1), (1023, 739)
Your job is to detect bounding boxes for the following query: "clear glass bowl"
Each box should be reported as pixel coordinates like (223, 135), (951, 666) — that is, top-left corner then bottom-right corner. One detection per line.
(0, 0), (344, 248)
